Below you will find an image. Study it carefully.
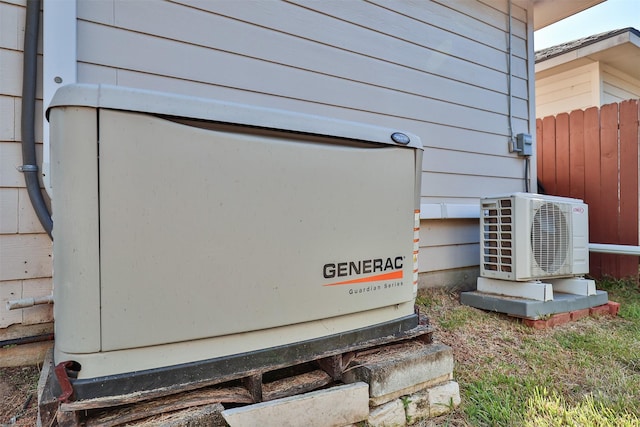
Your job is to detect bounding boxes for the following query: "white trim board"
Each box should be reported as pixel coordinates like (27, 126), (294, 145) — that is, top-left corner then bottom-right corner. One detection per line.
(420, 203), (479, 220)
(43, 0), (77, 197)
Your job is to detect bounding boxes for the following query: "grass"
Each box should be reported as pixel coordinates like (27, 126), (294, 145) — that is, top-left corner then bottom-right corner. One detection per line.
(417, 277), (640, 426)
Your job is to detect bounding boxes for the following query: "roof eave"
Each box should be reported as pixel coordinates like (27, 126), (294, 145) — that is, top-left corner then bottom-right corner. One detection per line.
(533, 0), (606, 30)
(535, 29), (640, 75)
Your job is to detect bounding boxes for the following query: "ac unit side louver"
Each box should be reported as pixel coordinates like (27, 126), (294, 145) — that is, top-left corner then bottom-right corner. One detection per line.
(480, 193), (589, 281)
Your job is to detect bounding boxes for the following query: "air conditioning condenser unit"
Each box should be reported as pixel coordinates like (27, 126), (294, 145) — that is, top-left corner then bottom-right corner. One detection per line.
(480, 192), (589, 282)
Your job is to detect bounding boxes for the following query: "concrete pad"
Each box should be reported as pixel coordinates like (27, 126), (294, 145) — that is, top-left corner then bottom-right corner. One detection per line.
(342, 342), (453, 400)
(221, 382), (369, 427)
(368, 399), (406, 427)
(460, 290), (608, 319)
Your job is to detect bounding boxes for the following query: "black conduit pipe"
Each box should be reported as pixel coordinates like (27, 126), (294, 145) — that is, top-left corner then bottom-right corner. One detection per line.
(0, 333), (54, 348)
(21, 0), (53, 240)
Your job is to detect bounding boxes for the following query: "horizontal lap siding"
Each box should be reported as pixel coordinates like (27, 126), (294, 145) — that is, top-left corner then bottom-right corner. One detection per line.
(601, 66), (640, 105)
(0, 0), (53, 328)
(76, 0), (532, 274)
(535, 62), (599, 118)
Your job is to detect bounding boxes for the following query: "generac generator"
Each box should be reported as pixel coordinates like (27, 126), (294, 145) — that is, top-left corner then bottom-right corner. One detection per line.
(48, 84), (423, 399)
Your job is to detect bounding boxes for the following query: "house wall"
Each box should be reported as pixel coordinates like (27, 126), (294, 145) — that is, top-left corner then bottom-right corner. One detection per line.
(0, 0), (536, 329)
(74, 0), (534, 286)
(535, 62), (600, 118)
(536, 61), (640, 118)
(601, 64), (640, 105)
(0, 0), (53, 330)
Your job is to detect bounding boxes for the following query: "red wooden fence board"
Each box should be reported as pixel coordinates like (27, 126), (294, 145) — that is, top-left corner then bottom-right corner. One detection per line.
(556, 113), (571, 198)
(536, 119), (544, 186)
(600, 103), (621, 276)
(583, 107), (603, 277)
(541, 116), (557, 195)
(537, 101), (639, 280)
(619, 100), (639, 278)
(569, 110), (585, 200)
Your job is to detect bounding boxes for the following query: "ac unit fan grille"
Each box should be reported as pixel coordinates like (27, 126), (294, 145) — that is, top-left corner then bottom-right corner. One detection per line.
(530, 203), (569, 274)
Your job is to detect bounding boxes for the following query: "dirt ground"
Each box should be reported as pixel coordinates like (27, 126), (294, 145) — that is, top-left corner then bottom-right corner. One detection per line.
(0, 365), (40, 426)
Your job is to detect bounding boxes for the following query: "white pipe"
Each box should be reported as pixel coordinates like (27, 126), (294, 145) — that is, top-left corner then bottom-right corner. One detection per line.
(7, 295), (54, 310)
(589, 243), (640, 256)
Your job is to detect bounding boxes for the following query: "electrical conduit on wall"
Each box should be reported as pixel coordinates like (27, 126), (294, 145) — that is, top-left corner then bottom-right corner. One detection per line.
(21, 0), (53, 239)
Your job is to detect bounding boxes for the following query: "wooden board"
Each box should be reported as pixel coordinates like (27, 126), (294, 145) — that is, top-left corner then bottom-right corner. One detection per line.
(0, 233), (52, 281)
(568, 109), (585, 200)
(618, 100), (640, 278)
(555, 113), (570, 197)
(47, 330), (435, 426)
(600, 103), (620, 276)
(537, 102), (640, 279)
(0, 341), (53, 368)
(262, 369), (332, 402)
(82, 386), (252, 427)
(540, 115), (556, 195)
(59, 321), (432, 412)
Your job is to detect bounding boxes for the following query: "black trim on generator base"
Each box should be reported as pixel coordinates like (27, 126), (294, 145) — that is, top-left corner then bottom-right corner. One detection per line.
(54, 313), (432, 405)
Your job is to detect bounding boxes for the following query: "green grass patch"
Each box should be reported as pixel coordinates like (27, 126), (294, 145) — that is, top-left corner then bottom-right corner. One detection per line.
(597, 277), (640, 320)
(525, 387), (640, 427)
(463, 373), (544, 426)
(418, 278), (640, 426)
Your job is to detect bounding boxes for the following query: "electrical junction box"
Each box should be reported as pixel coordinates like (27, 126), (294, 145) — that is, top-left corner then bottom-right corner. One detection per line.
(516, 133), (533, 156)
(47, 84), (423, 399)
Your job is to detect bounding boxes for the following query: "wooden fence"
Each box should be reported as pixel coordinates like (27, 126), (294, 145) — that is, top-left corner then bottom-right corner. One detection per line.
(536, 99), (640, 280)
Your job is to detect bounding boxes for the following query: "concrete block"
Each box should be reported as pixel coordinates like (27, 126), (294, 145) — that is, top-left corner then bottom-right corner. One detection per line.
(369, 373), (452, 407)
(477, 277), (552, 301)
(342, 342), (453, 401)
(405, 390), (429, 425)
(368, 399), (406, 427)
(428, 381), (461, 417)
(221, 382), (369, 427)
(549, 277), (596, 296)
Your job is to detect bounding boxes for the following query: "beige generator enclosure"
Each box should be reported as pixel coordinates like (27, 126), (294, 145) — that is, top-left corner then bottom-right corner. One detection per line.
(48, 85), (423, 399)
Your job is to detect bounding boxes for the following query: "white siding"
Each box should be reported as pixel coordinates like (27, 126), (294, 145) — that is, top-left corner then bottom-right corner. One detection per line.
(601, 64), (640, 105)
(70, 0), (534, 278)
(0, 0), (53, 329)
(536, 61), (640, 118)
(535, 62), (600, 118)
